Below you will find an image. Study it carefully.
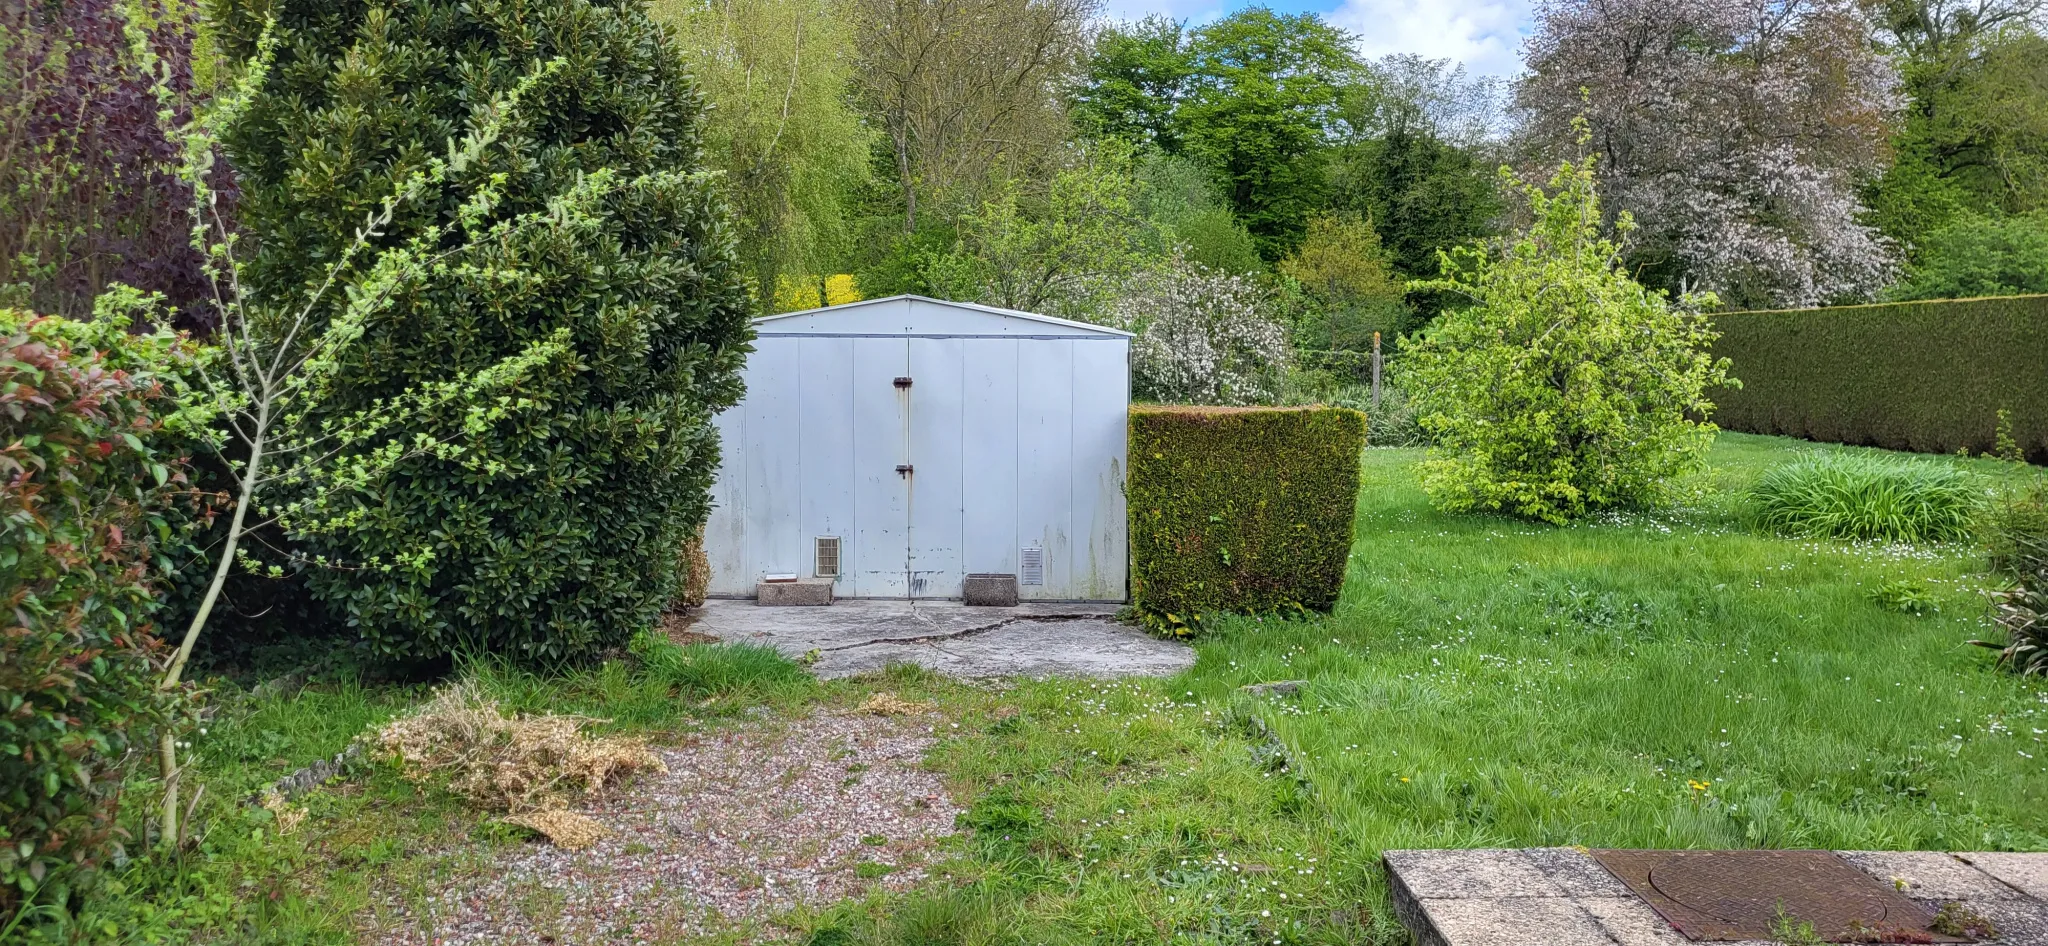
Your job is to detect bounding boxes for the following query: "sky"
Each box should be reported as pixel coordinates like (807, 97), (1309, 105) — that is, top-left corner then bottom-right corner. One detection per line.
(1099, 0), (1537, 78)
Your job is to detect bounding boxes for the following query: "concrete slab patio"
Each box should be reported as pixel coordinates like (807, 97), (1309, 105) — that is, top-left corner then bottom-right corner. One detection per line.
(689, 598), (1195, 679)
(1387, 848), (2048, 946)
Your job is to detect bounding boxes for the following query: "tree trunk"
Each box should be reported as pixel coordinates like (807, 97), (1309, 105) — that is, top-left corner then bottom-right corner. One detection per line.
(157, 428), (263, 847)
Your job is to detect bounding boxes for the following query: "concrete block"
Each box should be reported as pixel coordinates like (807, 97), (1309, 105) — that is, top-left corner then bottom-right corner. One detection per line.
(1413, 897), (1614, 946)
(1525, 847), (1634, 898)
(1838, 850), (2022, 901)
(755, 578), (833, 606)
(962, 573), (1018, 607)
(1959, 852), (2048, 900)
(1384, 849), (1564, 900)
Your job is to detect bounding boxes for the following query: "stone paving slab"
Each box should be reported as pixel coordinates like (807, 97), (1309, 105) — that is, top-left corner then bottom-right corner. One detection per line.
(1386, 848), (2048, 945)
(690, 598), (1195, 679)
(1966, 853), (2048, 901)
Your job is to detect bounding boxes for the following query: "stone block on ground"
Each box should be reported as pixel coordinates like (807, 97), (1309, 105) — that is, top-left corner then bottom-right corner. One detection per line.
(755, 578), (834, 606)
(1576, 895), (1777, 946)
(1411, 897), (1614, 946)
(1525, 847), (1635, 898)
(1384, 849), (1563, 900)
(962, 573), (1018, 607)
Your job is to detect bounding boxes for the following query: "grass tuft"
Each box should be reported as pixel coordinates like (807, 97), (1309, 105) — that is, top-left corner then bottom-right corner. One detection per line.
(1746, 453), (1984, 542)
(629, 633), (814, 700)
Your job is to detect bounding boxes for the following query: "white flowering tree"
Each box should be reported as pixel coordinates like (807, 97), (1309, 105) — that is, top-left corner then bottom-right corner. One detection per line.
(1517, 0), (1899, 308)
(1108, 253), (1290, 405)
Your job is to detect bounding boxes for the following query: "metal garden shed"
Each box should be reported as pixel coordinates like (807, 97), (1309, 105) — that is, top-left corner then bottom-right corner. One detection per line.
(704, 295), (1132, 602)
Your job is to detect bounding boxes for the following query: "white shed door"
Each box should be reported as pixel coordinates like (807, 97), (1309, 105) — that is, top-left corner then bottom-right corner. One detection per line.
(846, 338), (966, 598)
(706, 296), (1129, 602)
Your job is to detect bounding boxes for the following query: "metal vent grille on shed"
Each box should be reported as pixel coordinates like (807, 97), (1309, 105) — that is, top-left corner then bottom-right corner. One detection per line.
(814, 537), (840, 578)
(1020, 547), (1044, 585)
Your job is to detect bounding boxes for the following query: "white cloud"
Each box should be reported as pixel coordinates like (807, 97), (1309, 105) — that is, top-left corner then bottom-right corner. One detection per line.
(1328, 0), (1532, 77)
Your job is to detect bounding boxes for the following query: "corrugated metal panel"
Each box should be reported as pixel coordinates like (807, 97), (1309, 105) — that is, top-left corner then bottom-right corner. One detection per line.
(1070, 338), (1130, 600)
(960, 338), (1019, 579)
(743, 341), (803, 583)
(906, 337), (964, 598)
(1015, 340), (1074, 598)
(706, 393), (749, 595)
(850, 338), (908, 597)
(798, 336), (856, 578)
(756, 295), (1131, 338)
(704, 303), (1128, 602)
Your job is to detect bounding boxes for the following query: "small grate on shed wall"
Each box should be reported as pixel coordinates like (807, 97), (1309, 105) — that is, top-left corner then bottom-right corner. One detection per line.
(1020, 547), (1044, 585)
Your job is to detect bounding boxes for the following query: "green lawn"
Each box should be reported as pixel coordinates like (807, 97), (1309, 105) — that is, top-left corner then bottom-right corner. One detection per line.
(902, 434), (2047, 945)
(97, 433), (2046, 946)
(1191, 435), (2045, 854)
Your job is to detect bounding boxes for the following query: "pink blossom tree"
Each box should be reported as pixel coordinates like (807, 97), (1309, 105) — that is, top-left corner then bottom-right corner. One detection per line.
(1517, 0), (1900, 309)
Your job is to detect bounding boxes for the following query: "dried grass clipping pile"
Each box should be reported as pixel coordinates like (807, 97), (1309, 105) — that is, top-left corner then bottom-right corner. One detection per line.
(502, 810), (611, 850)
(858, 692), (932, 716)
(377, 681), (666, 814)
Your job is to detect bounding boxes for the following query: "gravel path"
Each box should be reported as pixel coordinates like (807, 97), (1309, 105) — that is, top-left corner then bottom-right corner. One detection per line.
(362, 709), (959, 944)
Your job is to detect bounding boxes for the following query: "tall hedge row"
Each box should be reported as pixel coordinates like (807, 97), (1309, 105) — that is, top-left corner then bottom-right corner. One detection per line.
(1710, 296), (2048, 463)
(1128, 406), (1365, 633)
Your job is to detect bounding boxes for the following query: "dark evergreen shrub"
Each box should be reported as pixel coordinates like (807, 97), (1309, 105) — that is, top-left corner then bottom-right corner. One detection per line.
(1127, 405), (1364, 635)
(0, 309), (207, 918)
(209, 0), (754, 663)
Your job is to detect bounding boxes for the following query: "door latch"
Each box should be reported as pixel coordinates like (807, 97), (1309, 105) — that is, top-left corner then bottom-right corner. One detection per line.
(893, 376), (913, 388)
(895, 464), (914, 477)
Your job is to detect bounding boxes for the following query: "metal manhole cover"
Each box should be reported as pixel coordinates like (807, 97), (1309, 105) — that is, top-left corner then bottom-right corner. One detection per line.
(1591, 850), (1972, 942)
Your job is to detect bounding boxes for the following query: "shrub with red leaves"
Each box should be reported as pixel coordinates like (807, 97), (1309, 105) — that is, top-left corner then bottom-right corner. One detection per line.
(0, 0), (228, 332)
(0, 308), (210, 918)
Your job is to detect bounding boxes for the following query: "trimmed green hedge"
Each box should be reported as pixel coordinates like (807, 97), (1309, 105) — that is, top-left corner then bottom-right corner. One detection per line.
(1128, 406), (1365, 634)
(1710, 295), (2048, 463)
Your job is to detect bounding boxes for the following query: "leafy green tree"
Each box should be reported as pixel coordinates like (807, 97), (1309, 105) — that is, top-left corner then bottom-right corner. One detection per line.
(1133, 150), (1264, 274)
(1865, 21), (2048, 256)
(1278, 212), (1408, 349)
(920, 141), (1151, 320)
(1072, 15), (1193, 151)
(1178, 9), (1363, 259)
(1329, 62), (1503, 283)
(1403, 145), (1732, 524)
(207, 0), (754, 668)
(1889, 212), (2048, 299)
(652, 0), (874, 307)
(850, 0), (1092, 233)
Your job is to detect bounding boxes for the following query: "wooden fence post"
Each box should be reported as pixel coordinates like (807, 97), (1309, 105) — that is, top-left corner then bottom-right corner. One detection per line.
(1371, 331), (1382, 410)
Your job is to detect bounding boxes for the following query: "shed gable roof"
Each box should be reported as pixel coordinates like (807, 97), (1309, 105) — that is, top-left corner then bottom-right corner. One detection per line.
(753, 294), (1133, 338)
